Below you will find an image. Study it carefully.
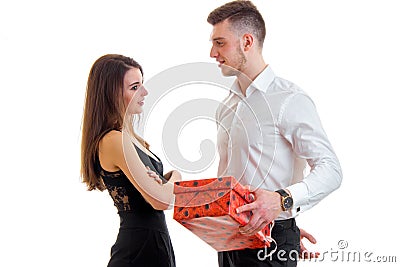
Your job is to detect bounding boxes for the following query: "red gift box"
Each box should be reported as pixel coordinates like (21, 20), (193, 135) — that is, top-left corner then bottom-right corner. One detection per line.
(173, 176), (273, 251)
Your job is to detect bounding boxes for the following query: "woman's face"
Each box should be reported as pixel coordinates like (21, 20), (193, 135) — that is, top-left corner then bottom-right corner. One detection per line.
(123, 67), (148, 115)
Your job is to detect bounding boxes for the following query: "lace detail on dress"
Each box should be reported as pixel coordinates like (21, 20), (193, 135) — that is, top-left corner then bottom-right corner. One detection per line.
(100, 169), (132, 211)
(104, 184), (131, 211)
(100, 169), (122, 179)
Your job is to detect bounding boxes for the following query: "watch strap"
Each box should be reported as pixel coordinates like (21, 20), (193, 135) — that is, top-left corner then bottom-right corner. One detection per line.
(275, 189), (289, 197)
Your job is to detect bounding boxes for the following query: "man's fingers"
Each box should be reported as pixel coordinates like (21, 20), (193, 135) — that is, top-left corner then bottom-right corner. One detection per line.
(299, 230), (320, 259)
(300, 228), (317, 244)
(239, 216), (261, 235)
(308, 235), (317, 244)
(300, 251), (320, 259)
(243, 184), (257, 192)
(239, 215), (270, 236)
(236, 202), (256, 214)
(248, 221), (269, 236)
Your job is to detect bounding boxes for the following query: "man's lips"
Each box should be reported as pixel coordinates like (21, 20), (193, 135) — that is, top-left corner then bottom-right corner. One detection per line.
(217, 60), (225, 66)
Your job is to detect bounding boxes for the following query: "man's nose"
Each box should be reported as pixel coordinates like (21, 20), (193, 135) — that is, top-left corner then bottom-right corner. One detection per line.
(210, 45), (218, 58)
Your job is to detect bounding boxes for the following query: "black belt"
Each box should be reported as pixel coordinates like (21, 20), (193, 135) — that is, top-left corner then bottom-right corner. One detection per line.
(273, 218), (296, 230)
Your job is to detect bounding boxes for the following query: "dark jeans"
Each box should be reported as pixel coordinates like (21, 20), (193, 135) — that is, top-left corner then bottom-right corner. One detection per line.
(218, 218), (300, 267)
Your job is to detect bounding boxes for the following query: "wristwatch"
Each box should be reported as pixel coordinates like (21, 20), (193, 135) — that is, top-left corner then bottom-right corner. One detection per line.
(275, 189), (293, 211)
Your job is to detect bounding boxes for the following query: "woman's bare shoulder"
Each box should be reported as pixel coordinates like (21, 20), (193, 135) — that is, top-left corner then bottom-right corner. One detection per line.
(99, 130), (123, 171)
(100, 130), (122, 149)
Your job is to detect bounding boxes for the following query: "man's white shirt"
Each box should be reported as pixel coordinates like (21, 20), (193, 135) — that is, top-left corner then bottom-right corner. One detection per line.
(216, 66), (342, 220)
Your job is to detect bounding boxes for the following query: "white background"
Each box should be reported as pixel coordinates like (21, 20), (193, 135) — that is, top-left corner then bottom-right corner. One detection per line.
(1, 0), (399, 266)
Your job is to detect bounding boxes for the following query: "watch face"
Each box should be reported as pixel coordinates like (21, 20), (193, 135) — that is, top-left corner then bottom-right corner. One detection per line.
(283, 197), (293, 210)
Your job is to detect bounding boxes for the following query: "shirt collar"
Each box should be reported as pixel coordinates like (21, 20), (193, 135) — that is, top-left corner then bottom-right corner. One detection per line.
(251, 65), (275, 93)
(230, 65), (275, 97)
(230, 80), (243, 97)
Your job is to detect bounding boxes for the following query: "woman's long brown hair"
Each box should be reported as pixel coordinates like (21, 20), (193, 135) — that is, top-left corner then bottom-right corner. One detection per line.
(81, 54), (143, 191)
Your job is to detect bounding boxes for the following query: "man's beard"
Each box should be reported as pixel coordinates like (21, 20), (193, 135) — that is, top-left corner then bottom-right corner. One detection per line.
(221, 46), (247, 77)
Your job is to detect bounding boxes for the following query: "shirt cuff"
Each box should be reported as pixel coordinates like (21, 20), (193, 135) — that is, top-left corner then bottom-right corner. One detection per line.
(286, 182), (309, 209)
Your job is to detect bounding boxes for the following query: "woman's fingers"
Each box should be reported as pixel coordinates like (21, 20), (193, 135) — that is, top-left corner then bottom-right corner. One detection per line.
(146, 166), (163, 184)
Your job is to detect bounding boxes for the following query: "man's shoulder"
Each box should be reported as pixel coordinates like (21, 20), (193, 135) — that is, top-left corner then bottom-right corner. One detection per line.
(270, 75), (305, 95)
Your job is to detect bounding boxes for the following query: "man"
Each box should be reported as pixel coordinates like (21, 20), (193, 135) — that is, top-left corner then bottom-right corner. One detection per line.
(208, 1), (342, 266)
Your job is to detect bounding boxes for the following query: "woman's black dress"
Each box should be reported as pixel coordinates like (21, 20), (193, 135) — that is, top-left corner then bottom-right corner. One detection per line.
(99, 145), (175, 267)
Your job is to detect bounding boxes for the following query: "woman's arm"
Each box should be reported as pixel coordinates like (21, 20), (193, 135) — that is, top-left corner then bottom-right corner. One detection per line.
(100, 131), (175, 210)
(163, 170), (182, 183)
(147, 169), (182, 185)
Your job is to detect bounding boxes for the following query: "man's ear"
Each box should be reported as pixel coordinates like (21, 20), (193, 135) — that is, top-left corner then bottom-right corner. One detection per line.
(243, 34), (254, 51)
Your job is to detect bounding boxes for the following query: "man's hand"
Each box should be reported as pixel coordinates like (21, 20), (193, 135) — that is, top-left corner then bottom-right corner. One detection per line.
(236, 188), (281, 236)
(299, 228), (320, 259)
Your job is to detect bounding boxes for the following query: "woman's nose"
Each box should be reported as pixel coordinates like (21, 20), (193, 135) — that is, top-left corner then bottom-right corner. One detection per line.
(141, 86), (148, 96)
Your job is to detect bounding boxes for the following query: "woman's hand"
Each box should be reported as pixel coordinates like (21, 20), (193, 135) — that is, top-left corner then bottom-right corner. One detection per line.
(164, 170), (182, 183)
(146, 166), (163, 184)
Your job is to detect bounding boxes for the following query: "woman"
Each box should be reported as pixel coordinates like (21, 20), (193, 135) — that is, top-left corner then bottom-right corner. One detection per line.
(81, 54), (181, 267)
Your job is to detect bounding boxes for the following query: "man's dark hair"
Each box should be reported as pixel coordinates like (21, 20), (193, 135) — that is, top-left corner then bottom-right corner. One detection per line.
(207, 0), (266, 48)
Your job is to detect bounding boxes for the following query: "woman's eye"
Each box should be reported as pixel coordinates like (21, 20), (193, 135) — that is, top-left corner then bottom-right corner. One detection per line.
(131, 85), (138, 90)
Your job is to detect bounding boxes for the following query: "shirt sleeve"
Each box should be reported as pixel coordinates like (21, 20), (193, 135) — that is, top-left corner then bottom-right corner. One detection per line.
(215, 100), (227, 177)
(278, 92), (342, 213)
